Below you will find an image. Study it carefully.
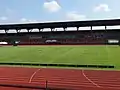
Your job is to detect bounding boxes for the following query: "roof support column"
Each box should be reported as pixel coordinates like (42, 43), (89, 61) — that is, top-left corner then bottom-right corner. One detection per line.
(63, 27), (66, 31)
(16, 29), (19, 33)
(29, 29), (32, 32)
(27, 29), (30, 32)
(105, 26), (107, 30)
(50, 28), (53, 32)
(39, 28), (41, 32)
(16, 29), (21, 33)
(77, 27), (79, 31)
(91, 26), (92, 31)
(5, 29), (9, 33)
(51, 28), (55, 32)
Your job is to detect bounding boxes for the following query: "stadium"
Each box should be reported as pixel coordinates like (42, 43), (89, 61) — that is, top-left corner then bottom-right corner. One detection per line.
(0, 19), (120, 90)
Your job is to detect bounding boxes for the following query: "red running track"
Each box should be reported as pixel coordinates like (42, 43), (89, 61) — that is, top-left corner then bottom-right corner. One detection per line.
(0, 67), (120, 90)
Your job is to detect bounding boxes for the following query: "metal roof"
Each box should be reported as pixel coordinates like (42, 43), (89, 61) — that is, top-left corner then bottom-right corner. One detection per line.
(0, 19), (120, 30)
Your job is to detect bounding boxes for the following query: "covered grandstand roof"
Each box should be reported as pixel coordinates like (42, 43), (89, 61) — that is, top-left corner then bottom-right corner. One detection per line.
(0, 19), (120, 30)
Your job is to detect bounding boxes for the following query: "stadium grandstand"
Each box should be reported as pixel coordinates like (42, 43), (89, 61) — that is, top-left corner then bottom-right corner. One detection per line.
(0, 19), (120, 90)
(0, 19), (120, 46)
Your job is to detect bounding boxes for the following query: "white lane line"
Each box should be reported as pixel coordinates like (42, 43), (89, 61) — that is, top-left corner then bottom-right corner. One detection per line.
(82, 70), (101, 88)
(29, 69), (41, 83)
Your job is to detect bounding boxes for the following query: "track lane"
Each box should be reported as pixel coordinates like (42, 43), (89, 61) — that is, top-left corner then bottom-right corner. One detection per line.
(0, 67), (119, 90)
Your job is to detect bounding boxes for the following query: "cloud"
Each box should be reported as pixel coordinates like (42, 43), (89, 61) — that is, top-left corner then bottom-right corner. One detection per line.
(94, 4), (111, 12)
(0, 16), (8, 20)
(94, 17), (120, 20)
(20, 18), (38, 23)
(28, 20), (37, 22)
(66, 11), (86, 21)
(20, 18), (27, 22)
(43, 0), (61, 12)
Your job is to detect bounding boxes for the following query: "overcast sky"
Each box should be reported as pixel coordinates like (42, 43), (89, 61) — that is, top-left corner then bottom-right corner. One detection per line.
(0, 0), (120, 24)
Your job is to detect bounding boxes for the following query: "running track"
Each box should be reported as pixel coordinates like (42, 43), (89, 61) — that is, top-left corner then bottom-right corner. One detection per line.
(0, 67), (120, 90)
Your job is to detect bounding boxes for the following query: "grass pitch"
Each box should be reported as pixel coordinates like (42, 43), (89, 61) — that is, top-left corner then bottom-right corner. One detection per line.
(0, 45), (120, 68)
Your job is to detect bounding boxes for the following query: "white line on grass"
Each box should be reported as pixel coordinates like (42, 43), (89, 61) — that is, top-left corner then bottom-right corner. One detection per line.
(105, 45), (110, 62)
(49, 47), (74, 64)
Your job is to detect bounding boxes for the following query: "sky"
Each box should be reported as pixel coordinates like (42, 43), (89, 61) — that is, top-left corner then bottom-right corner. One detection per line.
(0, 0), (120, 24)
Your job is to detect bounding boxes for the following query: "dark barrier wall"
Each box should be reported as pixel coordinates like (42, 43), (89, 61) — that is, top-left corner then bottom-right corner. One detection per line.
(0, 62), (115, 69)
(0, 83), (68, 90)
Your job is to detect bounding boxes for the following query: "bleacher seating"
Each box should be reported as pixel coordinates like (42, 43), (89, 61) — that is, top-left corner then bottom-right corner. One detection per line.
(0, 30), (119, 45)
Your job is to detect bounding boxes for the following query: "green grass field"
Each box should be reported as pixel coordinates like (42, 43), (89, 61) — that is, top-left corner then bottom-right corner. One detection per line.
(0, 45), (120, 69)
